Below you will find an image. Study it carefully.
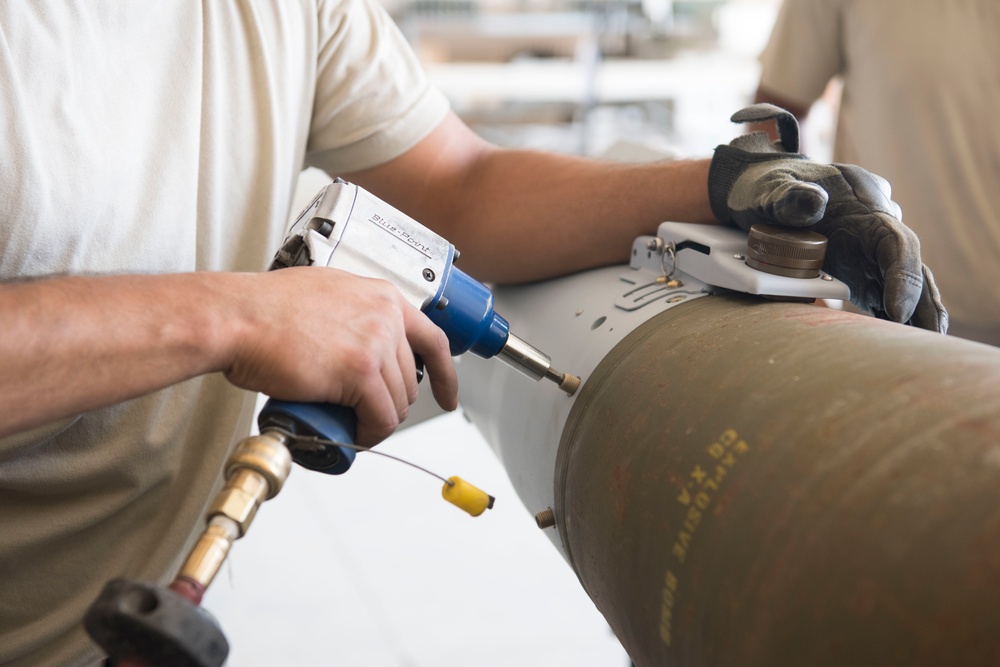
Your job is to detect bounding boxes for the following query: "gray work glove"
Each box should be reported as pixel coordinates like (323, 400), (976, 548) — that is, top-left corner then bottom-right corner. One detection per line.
(708, 103), (948, 333)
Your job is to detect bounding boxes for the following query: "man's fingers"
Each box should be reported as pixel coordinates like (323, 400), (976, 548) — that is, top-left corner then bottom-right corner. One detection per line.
(381, 344), (411, 421)
(728, 162), (834, 230)
(426, 361), (459, 413)
(353, 379), (402, 448)
(396, 342), (421, 405)
(873, 217), (925, 324)
(908, 264), (950, 333)
(881, 269), (921, 324)
(355, 301), (455, 447)
(838, 165), (897, 214)
(403, 307), (458, 412)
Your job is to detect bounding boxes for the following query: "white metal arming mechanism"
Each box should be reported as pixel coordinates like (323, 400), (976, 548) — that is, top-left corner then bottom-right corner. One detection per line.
(617, 222), (850, 313)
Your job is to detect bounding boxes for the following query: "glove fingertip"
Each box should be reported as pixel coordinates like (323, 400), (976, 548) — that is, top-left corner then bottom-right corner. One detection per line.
(883, 273), (921, 326)
(887, 298), (918, 326)
(908, 265), (949, 334)
(775, 182), (828, 226)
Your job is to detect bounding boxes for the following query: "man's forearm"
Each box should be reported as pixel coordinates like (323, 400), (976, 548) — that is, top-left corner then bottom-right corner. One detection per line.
(442, 150), (714, 282)
(0, 267), (460, 446)
(347, 111), (715, 283)
(0, 273), (237, 437)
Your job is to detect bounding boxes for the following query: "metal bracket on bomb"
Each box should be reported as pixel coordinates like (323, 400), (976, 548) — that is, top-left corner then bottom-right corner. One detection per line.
(617, 222), (850, 311)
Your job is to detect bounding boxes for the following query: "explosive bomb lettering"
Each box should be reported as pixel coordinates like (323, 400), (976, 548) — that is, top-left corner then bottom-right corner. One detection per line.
(659, 428), (750, 646)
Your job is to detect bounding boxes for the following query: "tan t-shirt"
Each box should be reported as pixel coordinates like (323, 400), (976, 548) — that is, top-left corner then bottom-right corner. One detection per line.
(0, 2), (448, 665)
(759, 0), (1000, 343)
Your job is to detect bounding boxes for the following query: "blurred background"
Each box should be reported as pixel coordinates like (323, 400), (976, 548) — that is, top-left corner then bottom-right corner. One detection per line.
(203, 1), (800, 664)
(395, 0), (786, 158)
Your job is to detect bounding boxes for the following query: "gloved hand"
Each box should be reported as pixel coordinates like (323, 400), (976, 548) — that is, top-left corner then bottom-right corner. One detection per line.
(708, 103), (948, 333)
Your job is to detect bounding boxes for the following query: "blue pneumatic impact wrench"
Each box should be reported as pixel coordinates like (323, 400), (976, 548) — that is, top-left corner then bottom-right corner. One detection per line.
(84, 180), (579, 667)
(260, 178), (580, 474)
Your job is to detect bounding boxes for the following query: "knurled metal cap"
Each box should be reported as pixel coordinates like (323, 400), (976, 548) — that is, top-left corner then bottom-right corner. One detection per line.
(745, 223), (828, 279)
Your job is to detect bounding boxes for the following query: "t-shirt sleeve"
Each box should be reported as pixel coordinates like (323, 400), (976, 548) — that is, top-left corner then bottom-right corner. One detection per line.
(305, 0), (450, 175)
(758, 0), (845, 108)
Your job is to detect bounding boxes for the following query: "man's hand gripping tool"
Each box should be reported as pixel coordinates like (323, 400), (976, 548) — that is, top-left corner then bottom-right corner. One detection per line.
(85, 180), (579, 667)
(262, 178), (580, 475)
